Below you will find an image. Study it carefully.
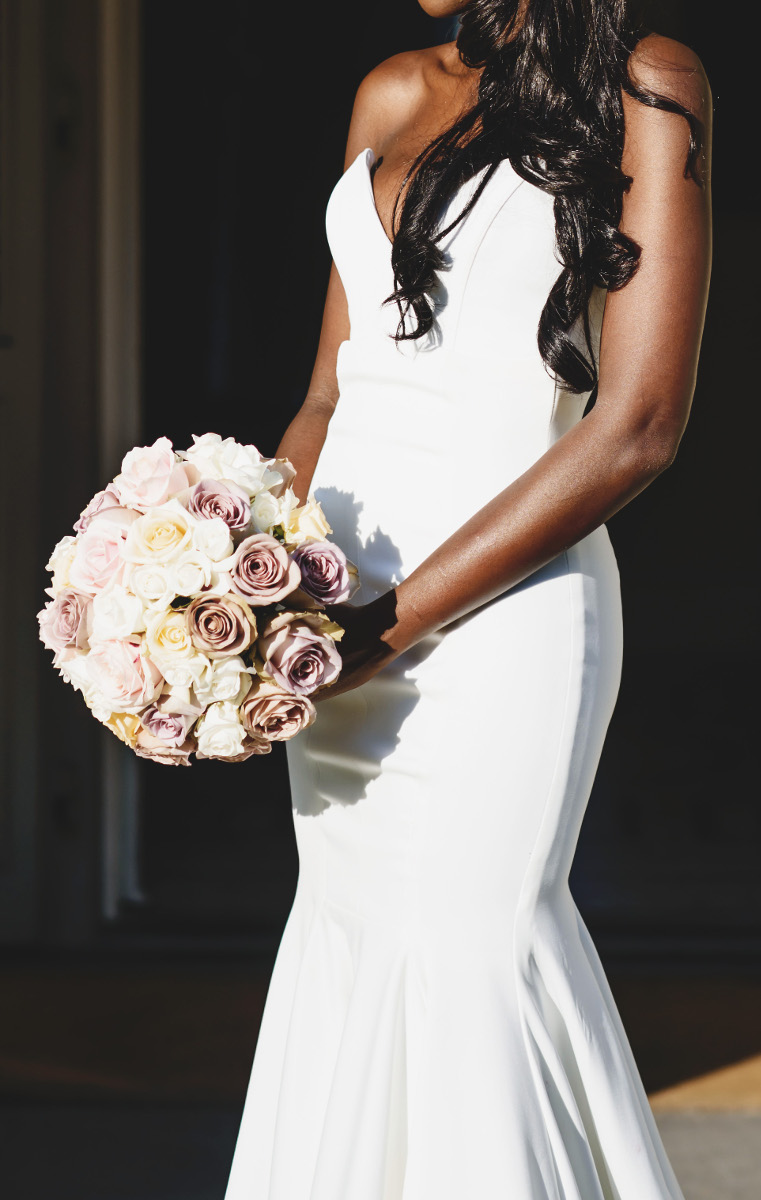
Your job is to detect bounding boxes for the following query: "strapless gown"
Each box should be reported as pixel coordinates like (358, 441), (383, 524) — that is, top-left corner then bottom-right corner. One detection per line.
(224, 148), (684, 1199)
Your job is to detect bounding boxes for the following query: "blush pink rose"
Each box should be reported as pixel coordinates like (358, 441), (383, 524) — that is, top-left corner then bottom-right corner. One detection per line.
(258, 610), (342, 696)
(37, 589), (92, 652)
(68, 509), (137, 595)
(87, 636), (163, 711)
(240, 680), (316, 742)
(114, 436), (197, 510)
(74, 482), (122, 533)
(229, 533), (301, 604)
(186, 479), (251, 532)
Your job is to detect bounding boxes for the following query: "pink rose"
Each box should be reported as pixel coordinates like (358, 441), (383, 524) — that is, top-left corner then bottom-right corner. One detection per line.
(258, 610), (342, 696)
(241, 679), (316, 742)
(37, 589), (92, 652)
(74, 482), (122, 533)
(229, 533), (301, 605)
(114, 436), (197, 510)
(87, 636), (163, 710)
(186, 479), (251, 532)
(135, 729), (195, 765)
(186, 593), (257, 658)
(68, 509), (137, 595)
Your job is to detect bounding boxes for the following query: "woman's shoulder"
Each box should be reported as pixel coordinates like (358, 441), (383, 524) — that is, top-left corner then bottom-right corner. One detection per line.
(344, 43), (456, 161)
(627, 32), (711, 117)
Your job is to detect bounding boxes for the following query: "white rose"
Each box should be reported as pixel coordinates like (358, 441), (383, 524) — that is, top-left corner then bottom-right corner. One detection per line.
(91, 583), (145, 641)
(168, 548), (214, 596)
(181, 433), (271, 496)
(193, 656), (254, 707)
(195, 700), (247, 759)
(151, 648), (210, 689)
(250, 490), (283, 533)
(192, 516), (233, 561)
(57, 649), (111, 715)
(123, 498), (196, 564)
(126, 561), (176, 610)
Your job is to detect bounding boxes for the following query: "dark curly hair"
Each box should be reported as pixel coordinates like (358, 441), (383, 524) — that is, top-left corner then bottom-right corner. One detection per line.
(385, 0), (704, 393)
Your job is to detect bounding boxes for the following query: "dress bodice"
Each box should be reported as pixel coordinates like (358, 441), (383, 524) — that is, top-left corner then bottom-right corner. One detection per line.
(325, 148), (606, 447)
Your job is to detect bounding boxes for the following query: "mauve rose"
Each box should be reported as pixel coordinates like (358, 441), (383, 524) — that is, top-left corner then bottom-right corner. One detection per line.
(114, 436), (197, 510)
(37, 589), (92, 652)
(139, 704), (197, 747)
(258, 610), (342, 696)
(87, 636), (163, 711)
(241, 680), (316, 742)
(134, 729), (195, 765)
(229, 533), (301, 604)
(74, 482), (122, 533)
(290, 540), (354, 605)
(186, 593), (257, 658)
(186, 478), (251, 532)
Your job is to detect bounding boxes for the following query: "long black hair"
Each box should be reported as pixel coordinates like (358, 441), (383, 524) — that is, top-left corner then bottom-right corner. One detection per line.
(385, 0), (703, 393)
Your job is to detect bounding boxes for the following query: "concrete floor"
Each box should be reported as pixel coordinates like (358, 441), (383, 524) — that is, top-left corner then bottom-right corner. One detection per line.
(2, 1103), (761, 1200)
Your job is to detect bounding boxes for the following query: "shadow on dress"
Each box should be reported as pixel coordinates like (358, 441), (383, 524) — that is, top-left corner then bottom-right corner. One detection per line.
(291, 486), (439, 815)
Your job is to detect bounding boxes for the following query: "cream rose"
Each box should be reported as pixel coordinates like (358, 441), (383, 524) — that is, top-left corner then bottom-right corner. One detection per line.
(46, 535), (78, 593)
(123, 499), (196, 564)
(283, 495), (333, 546)
(144, 608), (195, 659)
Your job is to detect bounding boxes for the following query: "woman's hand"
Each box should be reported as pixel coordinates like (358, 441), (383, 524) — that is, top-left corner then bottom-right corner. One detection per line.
(312, 591), (404, 701)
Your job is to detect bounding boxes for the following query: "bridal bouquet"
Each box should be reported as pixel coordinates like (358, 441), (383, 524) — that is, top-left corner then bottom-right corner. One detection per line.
(37, 433), (358, 765)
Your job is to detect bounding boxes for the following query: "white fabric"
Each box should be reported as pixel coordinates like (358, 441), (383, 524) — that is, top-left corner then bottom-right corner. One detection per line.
(224, 148), (684, 1199)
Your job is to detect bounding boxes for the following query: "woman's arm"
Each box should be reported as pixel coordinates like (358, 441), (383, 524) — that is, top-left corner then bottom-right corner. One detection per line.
(322, 35), (713, 695)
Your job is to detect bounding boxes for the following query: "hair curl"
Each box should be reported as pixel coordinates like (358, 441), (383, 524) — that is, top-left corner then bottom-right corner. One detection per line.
(384, 0), (703, 393)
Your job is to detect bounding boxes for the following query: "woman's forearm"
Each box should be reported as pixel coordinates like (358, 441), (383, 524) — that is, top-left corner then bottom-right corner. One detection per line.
(275, 398), (335, 504)
(379, 402), (680, 656)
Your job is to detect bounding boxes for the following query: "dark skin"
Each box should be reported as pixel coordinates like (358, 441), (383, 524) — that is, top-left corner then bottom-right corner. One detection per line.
(275, 7), (713, 701)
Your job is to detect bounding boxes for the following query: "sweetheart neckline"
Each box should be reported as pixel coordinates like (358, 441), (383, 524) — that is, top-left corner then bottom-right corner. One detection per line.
(356, 147), (514, 253)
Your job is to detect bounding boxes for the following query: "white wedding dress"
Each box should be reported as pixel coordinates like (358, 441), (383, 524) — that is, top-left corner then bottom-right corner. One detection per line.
(224, 148), (684, 1199)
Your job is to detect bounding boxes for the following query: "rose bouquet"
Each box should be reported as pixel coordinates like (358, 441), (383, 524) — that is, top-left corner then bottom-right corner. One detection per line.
(37, 433), (358, 764)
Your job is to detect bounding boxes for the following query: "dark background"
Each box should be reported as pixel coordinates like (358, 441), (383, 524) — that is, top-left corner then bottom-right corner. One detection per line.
(1, 1), (758, 1197)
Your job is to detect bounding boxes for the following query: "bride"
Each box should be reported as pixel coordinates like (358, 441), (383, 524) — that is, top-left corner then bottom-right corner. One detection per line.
(226, 1), (711, 1196)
